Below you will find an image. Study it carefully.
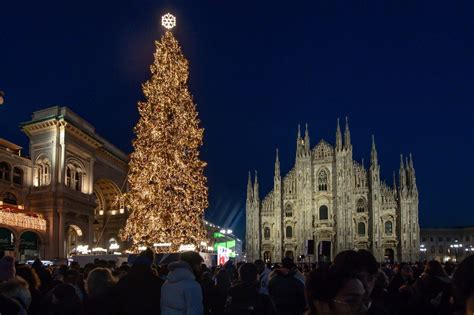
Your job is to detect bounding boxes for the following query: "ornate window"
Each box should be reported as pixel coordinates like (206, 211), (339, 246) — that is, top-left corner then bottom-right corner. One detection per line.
(264, 227), (270, 240)
(318, 169), (328, 191)
(65, 161), (85, 192)
(385, 221), (393, 234)
(0, 162), (11, 181)
(357, 222), (366, 236)
(286, 226), (293, 238)
(285, 204), (293, 217)
(12, 167), (23, 185)
(35, 156), (51, 186)
(319, 205), (328, 220)
(2, 192), (17, 205)
(356, 199), (366, 213)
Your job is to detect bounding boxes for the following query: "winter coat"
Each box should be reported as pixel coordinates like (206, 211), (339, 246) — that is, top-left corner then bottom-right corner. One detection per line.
(412, 273), (452, 315)
(161, 261), (203, 315)
(258, 267), (271, 295)
(115, 264), (164, 315)
(225, 281), (274, 315)
(268, 268), (306, 315)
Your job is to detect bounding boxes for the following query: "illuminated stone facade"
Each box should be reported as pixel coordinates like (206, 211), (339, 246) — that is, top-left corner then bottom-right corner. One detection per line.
(0, 106), (128, 260)
(246, 119), (420, 263)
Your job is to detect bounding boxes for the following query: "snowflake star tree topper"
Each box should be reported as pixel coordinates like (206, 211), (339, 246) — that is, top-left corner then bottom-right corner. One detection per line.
(161, 13), (176, 30)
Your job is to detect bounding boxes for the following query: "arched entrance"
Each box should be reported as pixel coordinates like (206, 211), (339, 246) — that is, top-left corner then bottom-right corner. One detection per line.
(318, 241), (331, 262)
(0, 227), (15, 256)
(384, 248), (395, 264)
(285, 251), (294, 259)
(65, 225), (83, 257)
(263, 251), (272, 263)
(19, 231), (41, 262)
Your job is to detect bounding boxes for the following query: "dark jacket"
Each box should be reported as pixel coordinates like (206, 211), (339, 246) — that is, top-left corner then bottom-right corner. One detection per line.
(225, 281), (274, 315)
(115, 264), (164, 315)
(412, 273), (452, 315)
(268, 268), (305, 315)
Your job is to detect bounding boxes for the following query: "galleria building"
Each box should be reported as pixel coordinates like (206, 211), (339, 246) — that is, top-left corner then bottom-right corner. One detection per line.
(246, 119), (420, 263)
(0, 107), (128, 261)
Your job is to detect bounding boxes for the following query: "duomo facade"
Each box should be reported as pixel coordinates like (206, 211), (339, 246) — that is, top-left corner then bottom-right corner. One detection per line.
(246, 119), (419, 263)
(0, 106), (128, 261)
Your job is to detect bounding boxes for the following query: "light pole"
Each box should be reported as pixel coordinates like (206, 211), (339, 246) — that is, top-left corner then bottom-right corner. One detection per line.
(419, 244), (427, 261)
(449, 239), (463, 262)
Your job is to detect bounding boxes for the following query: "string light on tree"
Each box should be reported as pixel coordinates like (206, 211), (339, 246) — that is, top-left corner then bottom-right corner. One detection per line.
(120, 13), (208, 252)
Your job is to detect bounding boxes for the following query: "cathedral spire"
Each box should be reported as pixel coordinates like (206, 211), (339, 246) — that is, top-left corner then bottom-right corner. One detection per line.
(344, 116), (351, 149)
(275, 148), (280, 178)
(409, 153), (417, 191)
(296, 124), (304, 157)
(253, 170), (259, 201)
(297, 124), (301, 139)
(247, 171), (253, 201)
(399, 154), (407, 191)
(393, 171), (397, 193)
(304, 123), (310, 154)
(370, 134), (378, 166)
(361, 158), (365, 168)
(336, 118), (342, 151)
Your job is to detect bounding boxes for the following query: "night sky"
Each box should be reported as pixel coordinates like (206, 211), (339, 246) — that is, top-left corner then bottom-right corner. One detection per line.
(1, 1), (472, 238)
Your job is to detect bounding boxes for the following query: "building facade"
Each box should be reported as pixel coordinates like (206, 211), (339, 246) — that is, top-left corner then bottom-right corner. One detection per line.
(0, 106), (129, 261)
(246, 119), (420, 263)
(420, 227), (474, 262)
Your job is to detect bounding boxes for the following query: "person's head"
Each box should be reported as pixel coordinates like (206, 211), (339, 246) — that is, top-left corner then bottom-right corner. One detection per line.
(452, 255), (474, 313)
(0, 256), (15, 282)
(179, 251), (204, 274)
(51, 283), (82, 314)
(306, 265), (367, 315)
(64, 269), (79, 284)
(0, 276), (31, 310)
(86, 267), (117, 298)
(238, 263), (258, 284)
(332, 250), (378, 300)
(399, 263), (414, 279)
(69, 261), (80, 271)
(15, 265), (40, 290)
(254, 259), (265, 274)
(281, 257), (296, 270)
(424, 260), (447, 277)
(373, 270), (389, 290)
(216, 269), (231, 288)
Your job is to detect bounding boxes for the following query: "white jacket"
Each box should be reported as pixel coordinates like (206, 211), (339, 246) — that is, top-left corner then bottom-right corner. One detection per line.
(161, 261), (203, 315)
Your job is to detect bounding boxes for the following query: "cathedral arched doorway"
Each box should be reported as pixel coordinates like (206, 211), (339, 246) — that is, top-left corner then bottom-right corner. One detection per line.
(384, 248), (395, 264)
(285, 251), (294, 260)
(318, 241), (331, 262)
(0, 227), (15, 256)
(19, 231), (41, 262)
(65, 225), (83, 257)
(263, 251), (272, 263)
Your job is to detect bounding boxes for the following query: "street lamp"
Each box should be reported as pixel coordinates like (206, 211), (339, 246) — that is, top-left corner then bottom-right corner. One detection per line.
(450, 239), (463, 262)
(0, 91), (4, 105)
(419, 244), (427, 261)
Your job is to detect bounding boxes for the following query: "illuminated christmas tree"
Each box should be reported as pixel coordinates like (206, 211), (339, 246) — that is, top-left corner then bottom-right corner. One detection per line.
(121, 14), (208, 252)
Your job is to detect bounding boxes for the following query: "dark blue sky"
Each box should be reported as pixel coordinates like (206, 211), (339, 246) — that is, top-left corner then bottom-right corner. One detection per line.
(1, 1), (472, 238)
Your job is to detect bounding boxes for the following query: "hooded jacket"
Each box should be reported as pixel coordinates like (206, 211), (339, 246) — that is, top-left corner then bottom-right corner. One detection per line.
(161, 261), (203, 315)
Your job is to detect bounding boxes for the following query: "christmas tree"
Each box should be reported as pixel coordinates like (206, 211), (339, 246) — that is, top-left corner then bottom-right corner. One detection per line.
(121, 14), (208, 252)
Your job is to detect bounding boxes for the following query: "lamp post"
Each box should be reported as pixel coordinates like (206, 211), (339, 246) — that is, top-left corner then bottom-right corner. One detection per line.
(419, 244), (427, 261)
(449, 239), (463, 262)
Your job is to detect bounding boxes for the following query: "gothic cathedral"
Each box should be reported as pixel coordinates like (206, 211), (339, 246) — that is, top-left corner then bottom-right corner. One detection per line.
(245, 118), (419, 263)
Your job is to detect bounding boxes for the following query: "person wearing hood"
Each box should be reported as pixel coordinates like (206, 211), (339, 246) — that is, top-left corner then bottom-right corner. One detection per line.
(268, 257), (306, 315)
(115, 247), (164, 314)
(161, 251), (204, 315)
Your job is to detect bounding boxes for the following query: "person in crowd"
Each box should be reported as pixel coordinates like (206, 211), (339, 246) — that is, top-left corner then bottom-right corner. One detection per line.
(268, 257), (306, 315)
(115, 247), (164, 314)
(0, 293), (26, 315)
(452, 254), (474, 315)
(84, 267), (118, 314)
(255, 259), (271, 295)
(225, 262), (274, 315)
(0, 255), (16, 282)
(16, 264), (43, 314)
(209, 268), (231, 315)
(161, 251), (204, 315)
(410, 260), (451, 314)
(367, 270), (391, 315)
(32, 258), (52, 293)
(63, 269), (84, 301)
(48, 283), (82, 315)
(306, 250), (375, 315)
(201, 271), (213, 314)
(0, 276), (31, 313)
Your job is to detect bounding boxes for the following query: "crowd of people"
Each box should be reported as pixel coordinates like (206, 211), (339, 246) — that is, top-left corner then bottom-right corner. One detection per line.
(0, 248), (473, 315)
